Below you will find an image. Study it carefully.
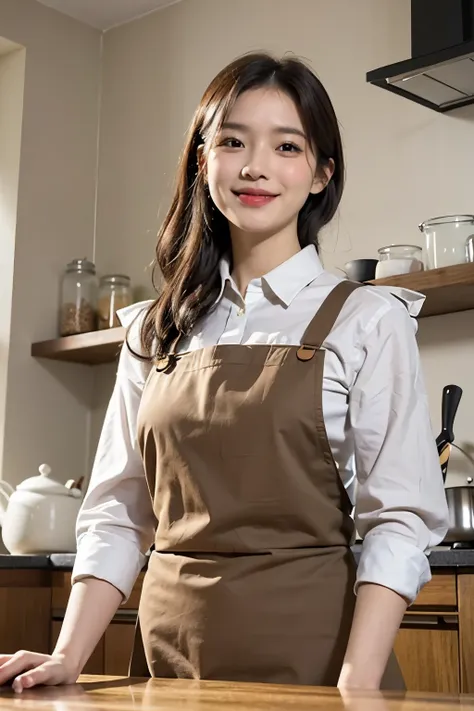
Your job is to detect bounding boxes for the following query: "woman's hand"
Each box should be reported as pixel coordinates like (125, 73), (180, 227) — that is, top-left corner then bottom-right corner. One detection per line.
(0, 650), (80, 694)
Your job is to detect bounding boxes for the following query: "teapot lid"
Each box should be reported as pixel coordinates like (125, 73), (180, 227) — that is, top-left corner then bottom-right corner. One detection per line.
(16, 464), (73, 496)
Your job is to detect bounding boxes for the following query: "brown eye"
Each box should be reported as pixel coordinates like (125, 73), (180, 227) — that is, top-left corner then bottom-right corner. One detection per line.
(278, 142), (302, 153)
(221, 137), (243, 148)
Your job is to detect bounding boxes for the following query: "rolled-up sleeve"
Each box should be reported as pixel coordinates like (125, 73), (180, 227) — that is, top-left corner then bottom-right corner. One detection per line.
(72, 303), (156, 602)
(350, 302), (449, 604)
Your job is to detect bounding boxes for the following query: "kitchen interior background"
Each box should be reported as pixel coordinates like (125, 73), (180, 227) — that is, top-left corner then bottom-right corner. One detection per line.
(0, 0), (473, 554)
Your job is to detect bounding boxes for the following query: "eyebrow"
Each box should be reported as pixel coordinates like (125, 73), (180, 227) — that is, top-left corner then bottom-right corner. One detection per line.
(221, 122), (307, 140)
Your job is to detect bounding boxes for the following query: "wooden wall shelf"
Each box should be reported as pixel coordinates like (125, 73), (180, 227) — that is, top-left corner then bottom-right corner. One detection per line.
(30, 264), (474, 366)
(369, 262), (474, 318)
(31, 327), (126, 365)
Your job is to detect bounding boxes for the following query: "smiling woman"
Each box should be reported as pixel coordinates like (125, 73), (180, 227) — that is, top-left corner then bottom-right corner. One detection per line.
(75, 52), (446, 692)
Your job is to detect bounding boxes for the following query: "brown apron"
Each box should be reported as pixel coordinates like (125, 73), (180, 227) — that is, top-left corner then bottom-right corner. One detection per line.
(129, 280), (405, 689)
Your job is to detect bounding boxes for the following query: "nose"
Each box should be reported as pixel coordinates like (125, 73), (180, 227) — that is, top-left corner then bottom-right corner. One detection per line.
(240, 145), (270, 181)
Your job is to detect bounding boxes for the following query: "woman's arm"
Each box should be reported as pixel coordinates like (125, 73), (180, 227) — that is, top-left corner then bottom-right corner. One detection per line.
(340, 298), (449, 689)
(72, 303), (156, 602)
(53, 578), (124, 673)
(338, 583), (406, 689)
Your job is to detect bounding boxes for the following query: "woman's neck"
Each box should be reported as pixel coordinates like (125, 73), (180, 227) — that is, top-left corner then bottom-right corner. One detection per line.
(230, 226), (301, 297)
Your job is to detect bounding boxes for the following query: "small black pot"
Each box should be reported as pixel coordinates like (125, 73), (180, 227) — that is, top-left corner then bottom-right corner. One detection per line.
(344, 259), (378, 283)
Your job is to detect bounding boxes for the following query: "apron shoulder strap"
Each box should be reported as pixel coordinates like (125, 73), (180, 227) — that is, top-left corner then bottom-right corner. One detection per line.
(301, 280), (362, 349)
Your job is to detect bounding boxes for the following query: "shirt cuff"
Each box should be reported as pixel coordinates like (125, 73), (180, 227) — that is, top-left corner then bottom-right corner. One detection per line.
(72, 531), (147, 603)
(355, 533), (431, 605)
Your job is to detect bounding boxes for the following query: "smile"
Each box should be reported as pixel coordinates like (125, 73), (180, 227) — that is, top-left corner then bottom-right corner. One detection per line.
(233, 190), (279, 207)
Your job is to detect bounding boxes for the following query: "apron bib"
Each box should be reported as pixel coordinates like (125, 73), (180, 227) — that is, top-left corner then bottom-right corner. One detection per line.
(129, 280), (404, 689)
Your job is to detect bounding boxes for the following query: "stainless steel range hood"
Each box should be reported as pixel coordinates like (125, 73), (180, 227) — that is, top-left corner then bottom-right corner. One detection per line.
(367, 0), (474, 112)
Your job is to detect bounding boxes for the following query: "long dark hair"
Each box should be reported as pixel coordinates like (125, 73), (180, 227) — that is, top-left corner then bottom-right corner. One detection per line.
(136, 51), (344, 360)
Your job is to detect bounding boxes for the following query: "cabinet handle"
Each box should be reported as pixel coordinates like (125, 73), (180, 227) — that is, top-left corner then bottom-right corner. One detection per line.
(52, 609), (138, 623)
(111, 610), (138, 623)
(401, 614), (457, 629)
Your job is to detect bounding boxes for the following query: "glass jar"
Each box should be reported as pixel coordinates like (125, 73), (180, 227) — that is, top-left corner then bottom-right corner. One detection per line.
(419, 215), (474, 269)
(375, 244), (424, 279)
(97, 275), (132, 330)
(59, 258), (98, 336)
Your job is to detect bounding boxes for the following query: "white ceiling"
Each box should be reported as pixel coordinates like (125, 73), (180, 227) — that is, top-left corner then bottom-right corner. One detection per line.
(35, 0), (183, 30)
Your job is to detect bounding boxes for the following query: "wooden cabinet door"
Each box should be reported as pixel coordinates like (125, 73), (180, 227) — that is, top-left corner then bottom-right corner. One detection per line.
(0, 571), (51, 654)
(104, 622), (136, 676)
(394, 620), (459, 693)
(50, 620), (104, 675)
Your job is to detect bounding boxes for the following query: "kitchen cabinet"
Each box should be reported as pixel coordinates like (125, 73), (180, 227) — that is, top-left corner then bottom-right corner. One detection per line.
(458, 573), (474, 693)
(104, 621), (136, 675)
(393, 572), (460, 693)
(0, 570), (51, 655)
(395, 621), (459, 693)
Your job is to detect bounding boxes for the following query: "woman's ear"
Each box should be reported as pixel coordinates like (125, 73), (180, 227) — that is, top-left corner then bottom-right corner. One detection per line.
(310, 158), (335, 195)
(197, 144), (207, 181)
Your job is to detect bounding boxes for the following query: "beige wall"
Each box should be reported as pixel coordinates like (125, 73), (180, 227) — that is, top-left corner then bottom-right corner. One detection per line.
(93, 0), (474, 487)
(0, 0), (102, 496)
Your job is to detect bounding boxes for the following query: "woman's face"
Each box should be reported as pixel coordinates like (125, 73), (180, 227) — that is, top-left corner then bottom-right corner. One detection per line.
(205, 87), (331, 239)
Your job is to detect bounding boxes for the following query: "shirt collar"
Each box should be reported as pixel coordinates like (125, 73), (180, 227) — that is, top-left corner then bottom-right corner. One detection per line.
(217, 245), (323, 307)
(218, 258), (233, 302)
(262, 245), (324, 306)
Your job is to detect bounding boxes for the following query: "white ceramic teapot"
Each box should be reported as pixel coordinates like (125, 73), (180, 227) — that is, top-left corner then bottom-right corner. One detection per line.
(0, 464), (83, 554)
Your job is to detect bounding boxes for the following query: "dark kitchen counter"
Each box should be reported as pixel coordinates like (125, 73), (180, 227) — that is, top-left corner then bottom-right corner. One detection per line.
(1, 545), (474, 570)
(0, 553), (76, 569)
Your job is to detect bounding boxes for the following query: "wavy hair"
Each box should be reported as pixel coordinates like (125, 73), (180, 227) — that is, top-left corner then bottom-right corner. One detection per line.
(135, 51), (344, 360)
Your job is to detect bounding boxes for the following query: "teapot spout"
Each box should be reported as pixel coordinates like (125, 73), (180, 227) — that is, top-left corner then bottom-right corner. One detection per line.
(0, 480), (14, 526)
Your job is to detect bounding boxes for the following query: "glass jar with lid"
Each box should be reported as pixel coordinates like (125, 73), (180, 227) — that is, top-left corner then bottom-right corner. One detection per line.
(375, 244), (424, 279)
(97, 274), (133, 330)
(419, 215), (474, 269)
(59, 258), (98, 336)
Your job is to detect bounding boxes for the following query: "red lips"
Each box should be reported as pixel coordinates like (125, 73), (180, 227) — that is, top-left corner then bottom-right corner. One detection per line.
(234, 188), (278, 197)
(233, 187), (279, 207)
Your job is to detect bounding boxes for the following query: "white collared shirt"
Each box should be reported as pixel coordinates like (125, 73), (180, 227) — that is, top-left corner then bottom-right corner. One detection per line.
(72, 246), (449, 605)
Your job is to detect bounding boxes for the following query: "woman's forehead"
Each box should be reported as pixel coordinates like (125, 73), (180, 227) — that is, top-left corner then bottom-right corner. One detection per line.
(224, 87), (303, 130)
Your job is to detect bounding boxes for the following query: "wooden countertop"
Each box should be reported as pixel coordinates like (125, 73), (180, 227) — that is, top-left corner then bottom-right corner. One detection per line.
(1, 675), (473, 710)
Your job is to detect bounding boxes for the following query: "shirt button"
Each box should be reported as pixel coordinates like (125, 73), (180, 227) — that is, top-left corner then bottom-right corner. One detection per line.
(237, 307), (245, 317)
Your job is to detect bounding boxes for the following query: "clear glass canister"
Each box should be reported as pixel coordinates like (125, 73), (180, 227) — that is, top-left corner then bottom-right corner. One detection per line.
(375, 244), (424, 279)
(59, 258), (98, 336)
(419, 215), (474, 269)
(97, 275), (132, 330)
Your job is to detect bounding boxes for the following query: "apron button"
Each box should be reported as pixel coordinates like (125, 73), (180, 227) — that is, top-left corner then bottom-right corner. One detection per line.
(155, 355), (175, 372)
(296, 345), (317, 361)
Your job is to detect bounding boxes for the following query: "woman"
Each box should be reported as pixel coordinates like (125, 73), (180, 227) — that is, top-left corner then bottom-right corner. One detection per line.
(0, 52), (448, 693)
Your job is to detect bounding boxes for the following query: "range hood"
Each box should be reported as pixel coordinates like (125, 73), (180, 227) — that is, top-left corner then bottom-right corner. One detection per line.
(367, 0), (474, 112)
